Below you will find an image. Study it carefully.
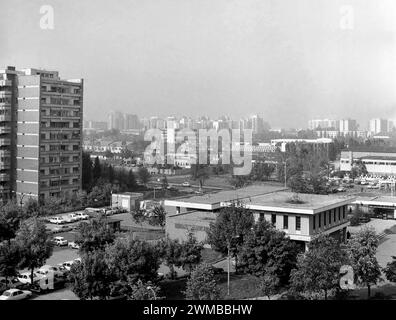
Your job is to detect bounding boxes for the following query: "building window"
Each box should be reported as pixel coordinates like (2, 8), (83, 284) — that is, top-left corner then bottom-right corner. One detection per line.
(323, 212), (326, 226)
(328, 211), (331, 225)
(271, 214), (276, 225)
(283, 215), (288, 229)
(338, 207), (341, 221)
(343, 206), (346, 220)
(319, 214), (321, 228)
(296, 216), (301, 231)
(333, 209), (336, 223)
(313, 215), (316, 230)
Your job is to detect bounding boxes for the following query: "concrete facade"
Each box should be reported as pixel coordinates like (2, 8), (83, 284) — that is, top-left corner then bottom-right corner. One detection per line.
(111, 192), (144, 211)
(0, 66), (83, 203)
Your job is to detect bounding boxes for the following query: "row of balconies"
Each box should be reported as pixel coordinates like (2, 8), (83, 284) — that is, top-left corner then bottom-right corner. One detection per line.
(0, 115), (11, 122)
(0, 173), (10, 181)
(0, 150), (11, 157)
(0, 80), (12, 87)
(0, 163), (10, 170)
(40, 182), (80, 191)
(0, 127), (11, 134)
(0, 138), (11, 146)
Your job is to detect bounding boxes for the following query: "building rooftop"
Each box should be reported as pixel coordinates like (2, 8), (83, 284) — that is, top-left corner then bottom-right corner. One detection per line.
(342, 146), (396, 153)
(360, 156), (396, 161)
(242, 191), (354, 214)
(165, 185), (354, 213)
(165, 185), (287, 210)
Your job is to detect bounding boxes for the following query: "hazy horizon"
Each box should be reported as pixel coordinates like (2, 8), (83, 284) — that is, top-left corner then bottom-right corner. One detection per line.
(1, 0), (396, 128)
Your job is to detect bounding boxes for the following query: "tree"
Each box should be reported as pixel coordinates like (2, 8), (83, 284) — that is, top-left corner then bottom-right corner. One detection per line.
(238, 218), (299, 285)
(207, 202), (254, 272)
(158, 237), (183, 279)
(191, 164), (209, 192)
(346, 227), (382, 298)
(92, 156), (102, 183)
(68, 250), (113, 300)
(289, 235), (347, 300)
(104, 237), (161, 285)
(258, 271), (280, 300)
(179, 232), (203, 274)
(0, 240), (20, 288)
(75, 217), (116, 254)
(350, 160), (368, 179)
(126, 170), (137, 190)
(184, 263), (220, 300)
(0, 201), (24, 241)
(149, 206), (166, 229)
(131, 208), (146, 225)
(82, 151), (93, 191)
(161, 175), (168, 190)
(138, 167), (150, 186)
(15, 218), (53, 285)
(128, 280), (162, 300)
(384, 256), (396, 283)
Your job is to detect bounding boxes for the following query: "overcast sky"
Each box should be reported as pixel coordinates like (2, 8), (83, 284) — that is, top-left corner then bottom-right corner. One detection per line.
(1, 0), (396, 128)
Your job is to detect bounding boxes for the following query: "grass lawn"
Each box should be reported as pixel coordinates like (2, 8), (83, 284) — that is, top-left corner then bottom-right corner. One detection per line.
(159, 272), (261, 300)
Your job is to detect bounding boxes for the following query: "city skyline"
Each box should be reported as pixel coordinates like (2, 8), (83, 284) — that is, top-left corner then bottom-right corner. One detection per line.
(1, 0), (396, 127)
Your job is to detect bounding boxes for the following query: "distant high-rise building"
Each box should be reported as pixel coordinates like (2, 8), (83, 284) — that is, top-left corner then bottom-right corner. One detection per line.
(369, 118), (389, 134)
(124, 113), (140, 130)
(308, 119), (338, 130)
(108, 111), (124, 130)
(339, 119), (358, 132)
(84, 121), (108, 131)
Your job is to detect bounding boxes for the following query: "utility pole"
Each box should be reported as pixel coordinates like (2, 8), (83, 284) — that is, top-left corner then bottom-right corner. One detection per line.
(227, 241), (230, 296)
(284, 161), (287, 188)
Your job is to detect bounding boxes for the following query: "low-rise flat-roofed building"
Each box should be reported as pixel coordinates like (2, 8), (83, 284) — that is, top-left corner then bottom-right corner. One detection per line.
(165, 185), (353, 250)
(111, 192), (144, 211)
(340, 148), (396, 176)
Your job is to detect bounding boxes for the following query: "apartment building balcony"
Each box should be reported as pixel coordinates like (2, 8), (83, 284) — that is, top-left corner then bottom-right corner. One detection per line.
(0, 115), (11, 122)
(0, 138), (11, 146)
(0, 91), (12, 98)
(0, 163), (10, 170)
(0, 150), (11, 157)
(0, 173), (10, 181)
(0, 80), (12, 87)
(0, 185), (10, 193)
(0, 127), (11, 134)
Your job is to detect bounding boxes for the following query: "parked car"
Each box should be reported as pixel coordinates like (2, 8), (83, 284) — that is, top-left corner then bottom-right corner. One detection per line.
(52, 225), (72, 234)
(17, 272), (42, 285)
(60, 261), (74, 271)
(103, 209), (116, 216)
(182, 181), (191, 187)
(337, 187), (346, 192)
(37, 265), (66, 278)
(75, 212), (89, 220)
(53, 236), (68, 246)
(0, 289), (32, 300)
(68, 241), (80, 250)
(61, 259), (80, 271)
(0, 277), (23, 291)
(63, 214), (80, 223)
(49, 216), (66, 225)
(30, 275), (67, 294)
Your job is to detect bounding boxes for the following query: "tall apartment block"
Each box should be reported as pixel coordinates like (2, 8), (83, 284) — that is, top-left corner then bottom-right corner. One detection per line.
(0, 67), (18, 202)
(0, 66), (83, 204)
